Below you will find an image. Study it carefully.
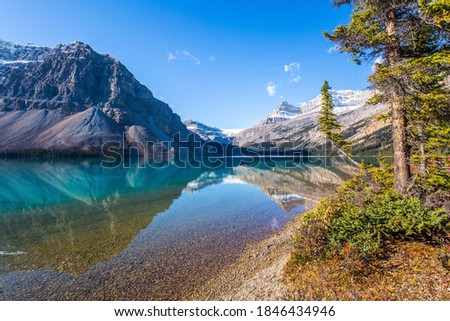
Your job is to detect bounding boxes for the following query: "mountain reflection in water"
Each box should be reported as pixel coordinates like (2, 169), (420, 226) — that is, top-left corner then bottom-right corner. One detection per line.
(0, 159), (355, 300)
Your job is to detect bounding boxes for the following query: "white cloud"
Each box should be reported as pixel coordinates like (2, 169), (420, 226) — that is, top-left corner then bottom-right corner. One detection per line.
(283, 62), (299, 73)
(181, 50), (201, 65)
(372, 56), (385, 72)
(167, 50), (201, 65)
(266, 82), (277, 97)
(209, 55), (216, 62)
(328, 45), (339, 54)
(283, 62), (301, 83)
(167, 52), (176, 62)
(290, 75), (301, 83)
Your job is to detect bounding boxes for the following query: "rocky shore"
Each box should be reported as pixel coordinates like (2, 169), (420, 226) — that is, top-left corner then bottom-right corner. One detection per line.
(189, 213), (305, 300)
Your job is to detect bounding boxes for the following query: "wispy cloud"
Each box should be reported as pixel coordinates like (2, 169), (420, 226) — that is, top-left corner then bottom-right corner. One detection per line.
(283, 62), (301, 83)
(167, 50), (201, 65)
(327, 45), (339, 54)
(182, 50), (201, 65)
(266, 82), (277, 97)
(167, 52), (176, 62)
(209, 55), (216, 62)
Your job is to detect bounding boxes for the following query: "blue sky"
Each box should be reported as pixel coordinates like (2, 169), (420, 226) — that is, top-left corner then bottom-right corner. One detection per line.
(0, 0), (375, 129)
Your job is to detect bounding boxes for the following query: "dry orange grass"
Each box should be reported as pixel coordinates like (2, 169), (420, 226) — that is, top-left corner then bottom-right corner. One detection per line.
(285, 241), (450, 300)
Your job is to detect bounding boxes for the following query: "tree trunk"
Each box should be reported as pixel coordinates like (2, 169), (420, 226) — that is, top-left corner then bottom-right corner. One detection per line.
(337, 146), (361, 167)
(392, 102), (411, 193)
(386, 10), (411, 194)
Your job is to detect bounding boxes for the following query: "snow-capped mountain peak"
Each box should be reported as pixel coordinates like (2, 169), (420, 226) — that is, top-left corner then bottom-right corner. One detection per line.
(300, 89), (374, 114)
(0, 39), (49, 62)
(0, 39), (51, 85)
(234, 88), (387, 154)
(183, 119), (235, 145)
(260, 100), (302, 125)
(0, 39), (195, 152)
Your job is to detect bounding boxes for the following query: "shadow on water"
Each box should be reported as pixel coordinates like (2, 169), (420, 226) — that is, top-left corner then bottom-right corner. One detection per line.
(0, 159), (206, 275)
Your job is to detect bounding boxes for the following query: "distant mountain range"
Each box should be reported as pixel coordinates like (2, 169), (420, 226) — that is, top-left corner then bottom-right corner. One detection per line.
(185, 89), (391, 156)
(0, 39), (391, 157)
(259, 101), (301, 125)
(182, 119), (236, 145)
(299, 89), (375, 114)
(236, 89), (391, 155)
(0, 39), (194, 153)
(257, 90), (375, 126)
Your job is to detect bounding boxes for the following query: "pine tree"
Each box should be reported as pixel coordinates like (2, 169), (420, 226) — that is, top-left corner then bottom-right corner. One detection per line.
(317, 80), (355, 164)
(325, 0), (449, 194)
(400, 53), (450, 174)
(368, 1), (450, 174)
(317, 81), (340, 141)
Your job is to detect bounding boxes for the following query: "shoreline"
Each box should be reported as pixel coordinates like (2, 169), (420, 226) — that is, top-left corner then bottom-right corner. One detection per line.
(189, 210), (307, 301)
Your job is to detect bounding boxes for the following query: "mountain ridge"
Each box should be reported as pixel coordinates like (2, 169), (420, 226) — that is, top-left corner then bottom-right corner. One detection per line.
(0, 39), (194, 153)
(259, 100), (301, 125)
(299, 89), (375, 114)
(183, 119), (233, 145)
(183, 89), (390, 156)
(234, 89), (391, 156)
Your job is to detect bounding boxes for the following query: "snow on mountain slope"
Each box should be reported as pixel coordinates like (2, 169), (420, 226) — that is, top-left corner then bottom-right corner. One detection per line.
(260, 101), (302, 125)
(221, 128), (244, 137)
(0, 40), (51, 85)
(258, 90), (374, 128)
(184, 89), (388, 155)
(0, 39), (49, 62)
(235, 89), (391, 155)
(183, 119), (233, 144)
(300, 89), (375, 114)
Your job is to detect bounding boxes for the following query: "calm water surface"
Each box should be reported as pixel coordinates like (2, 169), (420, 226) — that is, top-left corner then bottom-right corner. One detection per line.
(0, 159), (355, 300)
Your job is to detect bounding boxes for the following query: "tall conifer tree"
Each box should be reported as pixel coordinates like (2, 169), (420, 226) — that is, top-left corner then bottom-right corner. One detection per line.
(318, 81), (342, 145)
(317, 80), (353, 163)
(325, 0), (449, 194)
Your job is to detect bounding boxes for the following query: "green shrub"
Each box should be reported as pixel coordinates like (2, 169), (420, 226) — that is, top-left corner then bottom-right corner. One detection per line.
(294, 167), (450, 263)
(328, 192), (448, 257)
(418, 168), (450, 191)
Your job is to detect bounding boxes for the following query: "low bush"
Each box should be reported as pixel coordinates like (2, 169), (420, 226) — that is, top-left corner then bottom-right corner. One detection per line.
(292, 167), (450, 263)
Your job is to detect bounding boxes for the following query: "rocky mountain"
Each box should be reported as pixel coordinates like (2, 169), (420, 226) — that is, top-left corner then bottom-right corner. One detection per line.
(183, 119), (233, 145)
(260, 100), (301, 125)
(258, 90), (374, 127)
(299, 90), (374, 114)
(235, 89), (391, 156)
(0, 40), (50, 84)
(0, 40), (194, 153)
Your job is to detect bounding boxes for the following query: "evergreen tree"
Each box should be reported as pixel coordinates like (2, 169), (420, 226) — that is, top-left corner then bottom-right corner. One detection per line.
(397, 53), (450, 174)
(325, 0), (449, 194)
(317, 81), (340, 141)
(317, 80), (354, 163)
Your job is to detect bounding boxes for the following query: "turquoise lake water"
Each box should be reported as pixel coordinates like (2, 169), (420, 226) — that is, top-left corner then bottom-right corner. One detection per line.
(0, 158), (355, 300)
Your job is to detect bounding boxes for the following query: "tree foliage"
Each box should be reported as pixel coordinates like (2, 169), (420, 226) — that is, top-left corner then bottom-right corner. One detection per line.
(325, 0), (450, 194)
(317, 80), (352, 157)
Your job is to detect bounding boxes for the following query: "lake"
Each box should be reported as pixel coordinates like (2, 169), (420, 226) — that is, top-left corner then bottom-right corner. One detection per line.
(0, 158), (355, 300)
